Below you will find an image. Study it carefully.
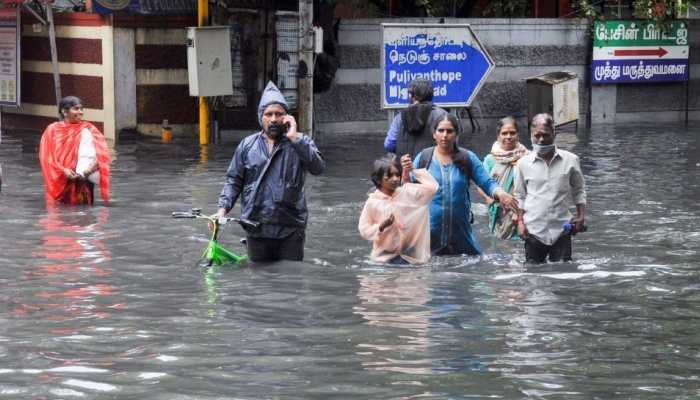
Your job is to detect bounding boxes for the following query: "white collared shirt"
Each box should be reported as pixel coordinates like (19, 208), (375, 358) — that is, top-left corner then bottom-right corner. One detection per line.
(513, 148), (586, 245)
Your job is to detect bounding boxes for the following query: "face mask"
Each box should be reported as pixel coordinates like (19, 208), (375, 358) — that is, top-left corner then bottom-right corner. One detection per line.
(532, 142), (555, 156)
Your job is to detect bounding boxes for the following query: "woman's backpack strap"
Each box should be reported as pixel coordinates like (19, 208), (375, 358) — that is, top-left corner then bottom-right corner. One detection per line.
(418, 146), (435, 169)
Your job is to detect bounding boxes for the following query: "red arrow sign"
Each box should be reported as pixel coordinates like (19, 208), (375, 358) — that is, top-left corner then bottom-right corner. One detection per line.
(614, 47), (668, 58)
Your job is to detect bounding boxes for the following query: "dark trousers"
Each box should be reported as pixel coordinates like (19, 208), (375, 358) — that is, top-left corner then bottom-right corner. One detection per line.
(524, 234), (572, 263)
(246, 230), (305, 262)
(388, 255), (410, 265)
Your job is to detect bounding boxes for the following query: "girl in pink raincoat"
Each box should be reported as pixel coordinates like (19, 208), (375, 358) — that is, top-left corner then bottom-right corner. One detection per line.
(358, 154), (438, 265)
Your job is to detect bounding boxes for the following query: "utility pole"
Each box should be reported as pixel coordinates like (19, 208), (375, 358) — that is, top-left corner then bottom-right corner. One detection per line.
(298, 0), (313, 136)
(45, 2), (61, 111)
(197, 0), (209, 145)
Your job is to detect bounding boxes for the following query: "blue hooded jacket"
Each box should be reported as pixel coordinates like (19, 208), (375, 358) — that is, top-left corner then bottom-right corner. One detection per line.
(218, 82), (325, 238)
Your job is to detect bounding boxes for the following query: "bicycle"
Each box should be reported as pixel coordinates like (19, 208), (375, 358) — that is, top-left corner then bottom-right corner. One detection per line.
(172, 208), (259, 267)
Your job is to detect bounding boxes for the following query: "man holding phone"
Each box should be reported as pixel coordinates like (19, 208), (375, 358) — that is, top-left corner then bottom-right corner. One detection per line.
(215, 81), (326, 262)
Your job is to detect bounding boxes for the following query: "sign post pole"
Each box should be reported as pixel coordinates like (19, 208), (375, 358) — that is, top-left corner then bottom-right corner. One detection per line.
(298, 0), (313, 137)
(197, 0), (209, 146)
(685, 48), (691, 126)
(45, 3), (61, 113)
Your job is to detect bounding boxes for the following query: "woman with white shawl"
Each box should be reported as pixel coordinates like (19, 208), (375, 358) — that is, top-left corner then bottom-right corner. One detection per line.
(480, 117), (529, 239)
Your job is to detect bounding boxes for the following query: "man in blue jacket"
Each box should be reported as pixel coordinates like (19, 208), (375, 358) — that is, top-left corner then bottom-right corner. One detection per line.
(215, 82), (325, 262)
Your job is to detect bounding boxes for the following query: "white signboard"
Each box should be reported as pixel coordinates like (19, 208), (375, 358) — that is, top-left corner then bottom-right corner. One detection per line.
(592, 20), (689, 83)
(0, 9), (20, 107)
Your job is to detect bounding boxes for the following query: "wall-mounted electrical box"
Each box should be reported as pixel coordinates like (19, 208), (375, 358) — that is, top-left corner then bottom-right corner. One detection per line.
(526, 71), (579, 127)
(186, 26), (233, 97)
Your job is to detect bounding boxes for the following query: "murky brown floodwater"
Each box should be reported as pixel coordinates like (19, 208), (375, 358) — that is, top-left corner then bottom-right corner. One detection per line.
(0, 124), (699, 399)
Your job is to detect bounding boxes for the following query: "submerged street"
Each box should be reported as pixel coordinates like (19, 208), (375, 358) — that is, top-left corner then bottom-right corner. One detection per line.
(0, 124), (699, 399)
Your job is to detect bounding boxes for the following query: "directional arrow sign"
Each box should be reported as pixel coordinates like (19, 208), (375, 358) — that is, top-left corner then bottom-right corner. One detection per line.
(614, 47), (667, 58)
(381, 23), (494, 108)
(592, 20), (689, 84)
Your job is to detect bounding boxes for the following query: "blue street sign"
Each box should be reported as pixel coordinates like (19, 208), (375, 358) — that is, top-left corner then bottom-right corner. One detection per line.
(381, 24), (494, 109)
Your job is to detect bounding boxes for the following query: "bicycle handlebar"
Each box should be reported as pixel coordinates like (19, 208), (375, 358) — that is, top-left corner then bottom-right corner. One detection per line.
(171, 209), (260, 230)
(172, 211), (196, 219)
(233, 218), (260, 230)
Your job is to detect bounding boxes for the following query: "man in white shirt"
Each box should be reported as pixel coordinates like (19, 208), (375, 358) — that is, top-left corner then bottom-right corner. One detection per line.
(513, 113), (587, 263)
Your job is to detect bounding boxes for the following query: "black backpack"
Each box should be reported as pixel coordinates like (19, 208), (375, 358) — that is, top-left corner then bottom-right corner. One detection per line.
(313, 52), (338, 93)
(418, 146), (472, 179)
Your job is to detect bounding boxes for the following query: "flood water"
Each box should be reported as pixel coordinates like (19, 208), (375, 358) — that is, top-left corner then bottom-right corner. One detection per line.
(1, 124), (699, 399)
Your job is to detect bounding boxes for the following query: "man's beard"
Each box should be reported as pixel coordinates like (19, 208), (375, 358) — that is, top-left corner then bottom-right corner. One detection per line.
(266, 123), (287, 140)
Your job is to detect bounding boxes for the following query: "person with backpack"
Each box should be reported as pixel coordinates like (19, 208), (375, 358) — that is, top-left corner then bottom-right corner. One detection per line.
(384, 78), (447, 157)
(214, 81), (325, 262)
(412, 114), (518, 256)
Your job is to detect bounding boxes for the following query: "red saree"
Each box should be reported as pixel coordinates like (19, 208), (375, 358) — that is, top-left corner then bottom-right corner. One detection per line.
(39, 121), (111, 205)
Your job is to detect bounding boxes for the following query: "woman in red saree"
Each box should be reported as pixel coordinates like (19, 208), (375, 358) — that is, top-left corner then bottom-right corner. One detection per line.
(39, 96), (111, 205)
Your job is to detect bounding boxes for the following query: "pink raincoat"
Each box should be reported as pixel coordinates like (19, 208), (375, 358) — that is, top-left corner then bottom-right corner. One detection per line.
(358, 168), (439, 264)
